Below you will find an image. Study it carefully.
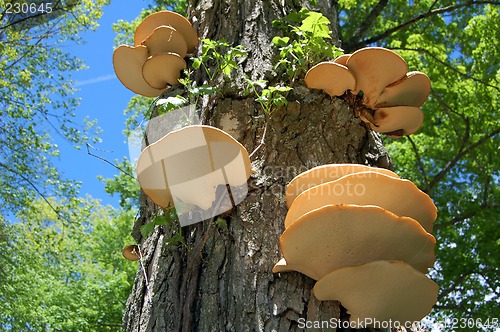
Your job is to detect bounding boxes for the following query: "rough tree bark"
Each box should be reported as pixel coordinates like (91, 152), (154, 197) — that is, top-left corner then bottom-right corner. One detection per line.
(123, 1), (416, 331)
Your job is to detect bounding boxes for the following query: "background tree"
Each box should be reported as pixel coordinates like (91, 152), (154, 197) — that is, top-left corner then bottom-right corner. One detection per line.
(0, 0), (108, 218)
(0, 197), (137, 331)
(0, 1), (143, 330)
(114, 0), (499, 331)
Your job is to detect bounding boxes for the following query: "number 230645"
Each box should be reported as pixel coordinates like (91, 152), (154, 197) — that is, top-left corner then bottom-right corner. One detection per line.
(4, 2), (53, 15)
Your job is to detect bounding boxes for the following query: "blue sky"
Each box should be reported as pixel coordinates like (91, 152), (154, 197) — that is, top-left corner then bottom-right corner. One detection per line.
(57, 0), (153, 207)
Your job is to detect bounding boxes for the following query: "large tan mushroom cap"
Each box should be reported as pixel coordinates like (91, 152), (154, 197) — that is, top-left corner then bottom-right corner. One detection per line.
(277, 204), (436, 280)
(284, 172), (436, 232)
(313, 260), (439, 325)
(347, 47), (408, 109)
(376, 71), (431, 108)
(286, 164), (399, 208)
(136, 125), (252, 210)
(305, 62), (356, 97)
(142, 26), (188, 57)
(333, 54), (351, 66)
(122, 245), (140, 261)
(142, 53), (187, 89)
(371, 106), (424, 137)
(112, 45), (165, 97)
(134, 10), (198, 53)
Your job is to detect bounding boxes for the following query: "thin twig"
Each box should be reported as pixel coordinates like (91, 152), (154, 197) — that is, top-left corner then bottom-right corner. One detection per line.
(86, 143), (136, 179)
(429, 125), (500, 191)
(136, 246), (149, 288)
(438, 271), (474, 301)
(0, 161), (72, 224)
(434, 204), (500, 230)
(392, 47), (500, 92)
(348, 1), (500, 50)
(248, 123), (268, 159)
(343, 0), (389, 49)
(407, 135), (430, 191)
(427, 118), (470, 191)
(431, 92), (463, 138)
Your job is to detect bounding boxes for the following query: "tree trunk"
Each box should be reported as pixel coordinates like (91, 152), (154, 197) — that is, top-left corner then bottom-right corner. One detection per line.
(123, 1), (405, 331)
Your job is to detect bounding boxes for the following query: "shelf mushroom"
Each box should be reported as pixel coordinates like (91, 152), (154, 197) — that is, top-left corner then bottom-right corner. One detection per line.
(273, 204), (436, 280)
(284, 171), (437, 232)
(113, 10), (198, 97)
(274, 163), (438, 323)
(122, 245), (140, 261)
(134, 10), (199, 53)
(313, 260), (439, 326)
(305, 47), (431, 138)
(141, 26), (188, 57)
(285, 163), (399, 207)
(305, 62), (355, 97)
(136, 125), (252, 226)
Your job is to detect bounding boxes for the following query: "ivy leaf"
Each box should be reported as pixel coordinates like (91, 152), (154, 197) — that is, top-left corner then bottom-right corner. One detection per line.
(156, 96), (188, 114)
(191, 57), (202, 69)
(272, 36), (290, 47)
(140, 222), (156, 237)
(301, 12), (331, 38)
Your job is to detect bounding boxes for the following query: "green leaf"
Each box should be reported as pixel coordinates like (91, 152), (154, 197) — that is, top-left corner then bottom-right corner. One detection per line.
(140, 221), (156, 237)
(272, 36), (290, 47)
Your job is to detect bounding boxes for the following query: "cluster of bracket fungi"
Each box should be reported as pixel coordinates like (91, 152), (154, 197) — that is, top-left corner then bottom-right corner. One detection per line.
(273, 164), (439, 325)
(305, 47), (431, 138)
(113, 11), (198, 97)
(115, 10), (440, 326)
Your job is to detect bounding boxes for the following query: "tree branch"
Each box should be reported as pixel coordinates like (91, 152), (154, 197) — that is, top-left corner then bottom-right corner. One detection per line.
(428, 117), (470, 191)
(347, 1), (500, 51)
(0, 0), (69, 31)
(438, 270), (474, 301)
(391, 47), (500, 92)
(429, 125), (500, 191)
(86, 143), (136, 179)
(407, 135), (430, 192)
(0, 161), (71, 223)
(431, 92), (462, 138)
(434, 203), (499, 230)
(343, 0), (388, 48)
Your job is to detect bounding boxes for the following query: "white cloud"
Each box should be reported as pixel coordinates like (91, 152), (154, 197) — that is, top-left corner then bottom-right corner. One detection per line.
(75, 74), (116, 87)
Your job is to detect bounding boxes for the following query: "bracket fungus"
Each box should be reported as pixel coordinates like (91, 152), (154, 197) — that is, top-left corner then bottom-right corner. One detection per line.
(134, 11), (199, 53)
(274, 164), (438, 323)
(136, 125), (251, 226)
(284, 171), (436, 232)
(305, 47), (431, 138)
(122, 245), (140, 261)
(285, 163), (399, 207)
(112, 10), (198, 97)
(273, 204), (436, 280)
(313, 260), (439, 326)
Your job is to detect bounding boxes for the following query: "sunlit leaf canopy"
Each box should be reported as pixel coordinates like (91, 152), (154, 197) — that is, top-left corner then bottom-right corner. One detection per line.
(0, 198), (136, 331)
(336, 0), (499, 321)
(0, 0), (108, 217)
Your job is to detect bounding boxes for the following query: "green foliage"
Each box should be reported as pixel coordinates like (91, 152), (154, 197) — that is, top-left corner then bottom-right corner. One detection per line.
(0, 198), (136, 331)
(272, 8), (343, 81)
(140, 207), (185, 247)
(214, 217), (228, 230)
(192, 38), (248, 82)
(335, 0), (500, 326)
(156, 95), (189, 115)
(0, 0), (108, 217)
(244, 79), (292, 114)
(98, 158), (140, 210)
